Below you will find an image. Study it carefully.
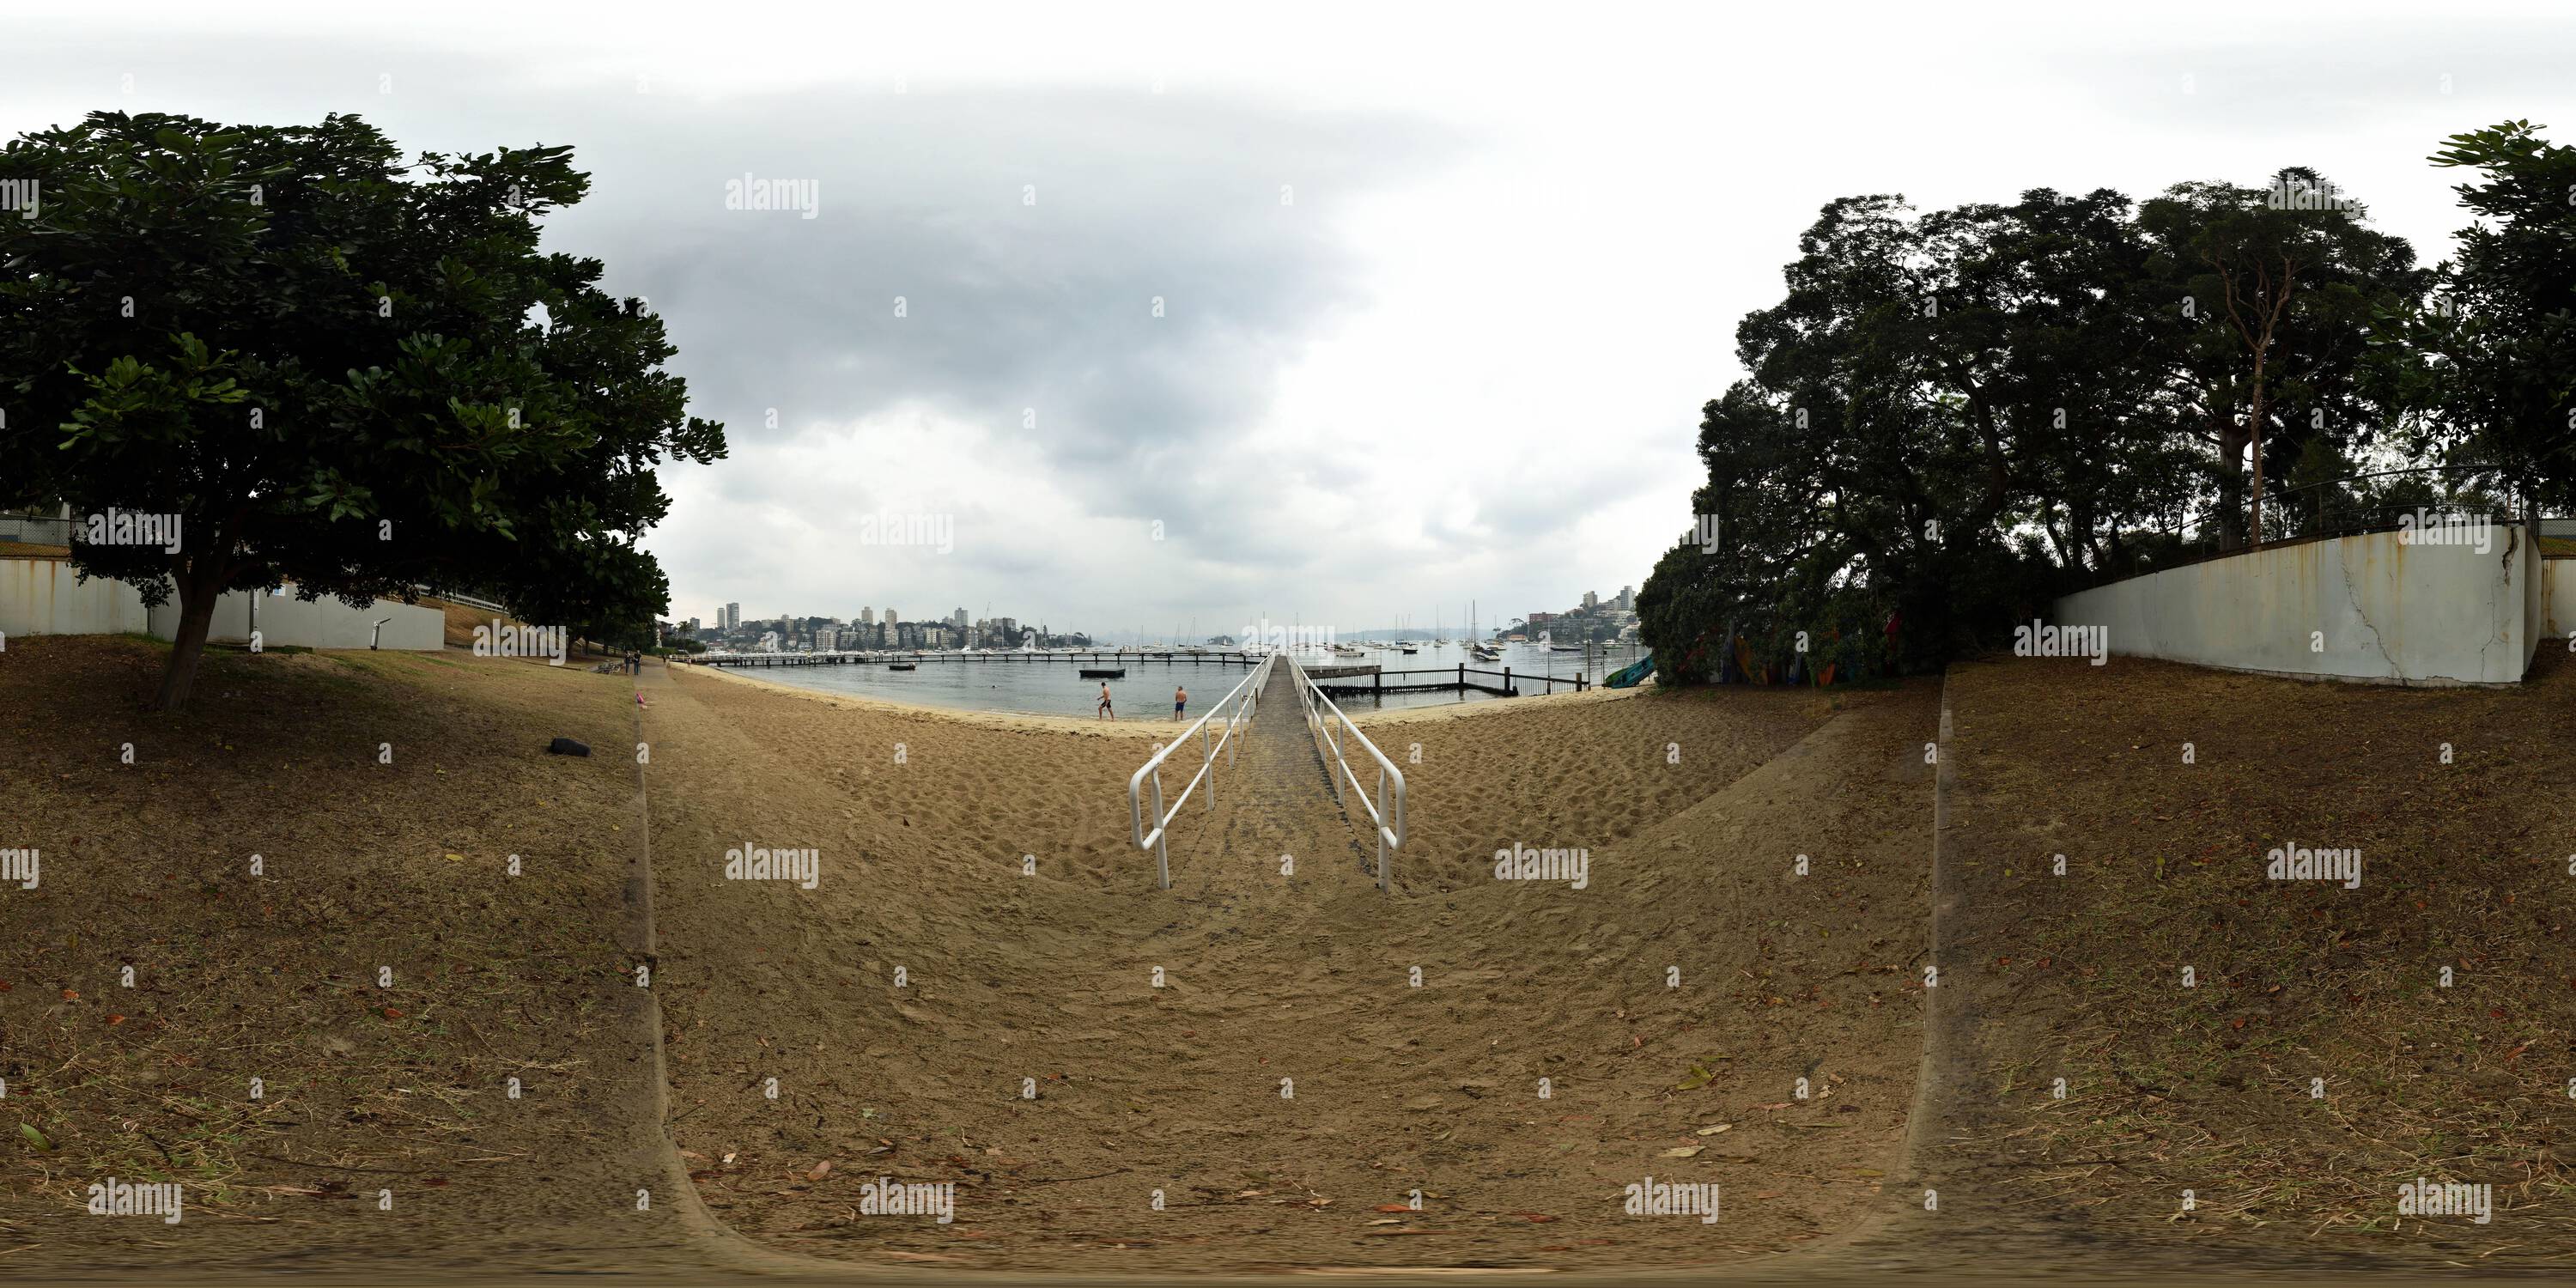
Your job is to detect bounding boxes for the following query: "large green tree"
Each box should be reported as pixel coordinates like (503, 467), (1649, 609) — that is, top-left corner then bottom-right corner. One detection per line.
(1641, 171), (2427, 680)
(2414, 121), (2576, 503)
(0, 112), (723, 708)
(2136, 169), (2427, 548)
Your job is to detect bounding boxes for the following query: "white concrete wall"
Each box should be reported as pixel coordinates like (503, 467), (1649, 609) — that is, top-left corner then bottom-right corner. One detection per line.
(146, 586), (443, 651)
(2054, 525), (2537, 686)
(2542, 557), (2576, 646)
(0, 557), (150, 638)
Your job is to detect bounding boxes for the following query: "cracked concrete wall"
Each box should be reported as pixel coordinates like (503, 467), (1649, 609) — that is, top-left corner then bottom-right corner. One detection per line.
(2543, 556), (2576, 648)
(2054, 525), (2537, 686)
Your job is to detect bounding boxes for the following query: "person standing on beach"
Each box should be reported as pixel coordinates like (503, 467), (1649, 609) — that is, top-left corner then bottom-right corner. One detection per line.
(1174, 683), (1187, 721)
(1097, 682), (1115, 720)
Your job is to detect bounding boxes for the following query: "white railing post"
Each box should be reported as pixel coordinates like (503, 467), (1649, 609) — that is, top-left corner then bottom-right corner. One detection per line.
(1151, 772), (1170, 890)
(1279, 651), (1403, 894)
(1127, 651), (1275, 890)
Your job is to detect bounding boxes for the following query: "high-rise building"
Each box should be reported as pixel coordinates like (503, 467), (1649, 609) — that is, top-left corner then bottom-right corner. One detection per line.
(1582, 590), (1599, 611)
(1617, 585), (1635, 611)
(860, 607), (873, 625)
(723, 602), (740, 630)
(884, 608), (897, 629)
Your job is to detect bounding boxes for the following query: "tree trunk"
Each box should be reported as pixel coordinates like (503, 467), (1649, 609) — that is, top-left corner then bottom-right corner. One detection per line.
(2247, 374), (2268, 548)
(2216, 416), (2249, 551)
(151, 571), (222, 712)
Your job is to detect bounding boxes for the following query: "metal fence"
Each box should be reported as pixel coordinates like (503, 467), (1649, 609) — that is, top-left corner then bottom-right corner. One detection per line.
(1127, 649), (1278, 890)
(0, 513), (74, 546)
(2094, 465), (2545, 586)
(2169, 465), (2528, 553)
(421, 586), (513, 615)
(1283, 651), (1406, 893)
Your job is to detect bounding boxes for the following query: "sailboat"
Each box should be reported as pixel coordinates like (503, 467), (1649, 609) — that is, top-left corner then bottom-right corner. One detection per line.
(1467, 598), (1501, 661)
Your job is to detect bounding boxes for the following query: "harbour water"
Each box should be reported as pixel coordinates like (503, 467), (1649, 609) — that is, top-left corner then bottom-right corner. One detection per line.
(707, 638), (1648, 719)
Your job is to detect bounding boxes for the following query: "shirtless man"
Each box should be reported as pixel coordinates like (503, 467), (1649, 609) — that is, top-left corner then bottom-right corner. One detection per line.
(1097, 682), (1115, 720)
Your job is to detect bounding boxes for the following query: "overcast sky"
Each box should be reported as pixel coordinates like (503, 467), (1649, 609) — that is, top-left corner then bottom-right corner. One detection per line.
(8, 2), (2575, 641)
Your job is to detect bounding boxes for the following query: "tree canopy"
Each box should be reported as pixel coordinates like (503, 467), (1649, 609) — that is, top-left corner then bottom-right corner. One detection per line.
(1641, 166), (2431, 683)
(2412, 120), (2576, 502)
(0, 112), (723, 707)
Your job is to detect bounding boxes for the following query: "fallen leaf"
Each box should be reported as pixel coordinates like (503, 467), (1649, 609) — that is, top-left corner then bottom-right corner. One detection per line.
(1660, 1145), (1704, 1157)
(807, 1160), (834, 1182)
(1374, 1204), (1417, 1212)
(1695, 1123), (1734, 1136)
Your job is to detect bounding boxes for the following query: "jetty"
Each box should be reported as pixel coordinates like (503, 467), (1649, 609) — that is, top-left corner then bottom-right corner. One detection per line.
(1309, 663), (1587, 700)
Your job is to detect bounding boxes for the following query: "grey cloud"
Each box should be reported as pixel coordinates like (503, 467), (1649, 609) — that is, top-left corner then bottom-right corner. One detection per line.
(547, 87), (1465, 546)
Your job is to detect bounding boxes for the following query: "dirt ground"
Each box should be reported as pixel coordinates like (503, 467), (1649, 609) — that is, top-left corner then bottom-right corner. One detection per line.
(1912, 653), (2576, 1273)
(0, 635), (712, 1275)
(640, 664), (1938, 1273)
(26, 629), (2563, 1281)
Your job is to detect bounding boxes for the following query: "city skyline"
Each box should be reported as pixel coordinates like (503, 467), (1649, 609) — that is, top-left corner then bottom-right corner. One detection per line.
(684, 584), (1637, 650)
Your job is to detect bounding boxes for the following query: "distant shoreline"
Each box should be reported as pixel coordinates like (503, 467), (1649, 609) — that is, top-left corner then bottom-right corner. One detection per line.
(679, 653), (1655, 735)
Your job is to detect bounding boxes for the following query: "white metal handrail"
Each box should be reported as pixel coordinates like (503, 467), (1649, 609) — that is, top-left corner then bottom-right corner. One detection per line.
(1129, 649), (1279, 889)
(1281, 649), (1405, 891)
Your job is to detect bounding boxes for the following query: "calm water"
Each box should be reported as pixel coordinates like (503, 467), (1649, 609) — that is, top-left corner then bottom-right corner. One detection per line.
(699, 639), (1648, 719)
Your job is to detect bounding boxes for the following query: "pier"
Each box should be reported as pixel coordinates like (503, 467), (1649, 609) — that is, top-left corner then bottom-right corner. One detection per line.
(1311, 664), (1587, 701)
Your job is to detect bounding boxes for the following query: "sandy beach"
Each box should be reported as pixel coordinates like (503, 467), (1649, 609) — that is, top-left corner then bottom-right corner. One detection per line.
(640, 656), (1939, 1272)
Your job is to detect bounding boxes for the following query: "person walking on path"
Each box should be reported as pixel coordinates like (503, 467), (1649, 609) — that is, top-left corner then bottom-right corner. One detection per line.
(1174, 683), (1188, 721)
(1097, 682), (1115, 720)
